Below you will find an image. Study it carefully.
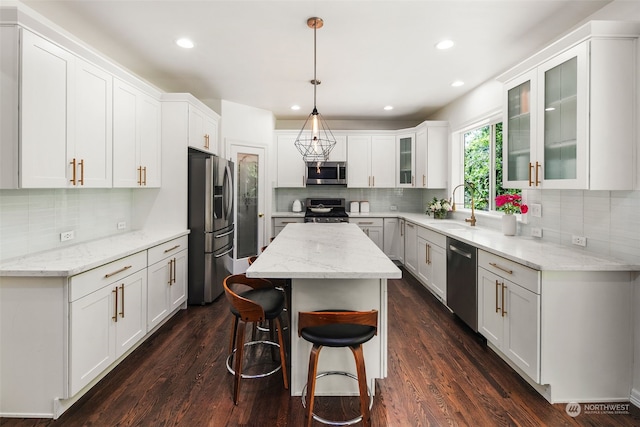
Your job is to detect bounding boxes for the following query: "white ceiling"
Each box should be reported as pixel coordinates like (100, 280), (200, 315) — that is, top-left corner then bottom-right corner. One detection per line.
(21, 0), (612, 122)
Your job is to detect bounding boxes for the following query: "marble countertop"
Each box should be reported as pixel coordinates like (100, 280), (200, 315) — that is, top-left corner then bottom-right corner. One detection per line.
(272, 211), (639, 272)
(0, 230), (190, 277)
(246, 223), (402, 279)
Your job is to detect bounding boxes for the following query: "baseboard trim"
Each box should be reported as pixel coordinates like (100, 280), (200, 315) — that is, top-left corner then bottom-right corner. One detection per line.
(630, 388), (640, 409)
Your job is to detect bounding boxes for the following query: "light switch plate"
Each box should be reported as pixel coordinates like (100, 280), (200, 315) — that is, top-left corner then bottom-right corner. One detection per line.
(530, 203), (542, 218)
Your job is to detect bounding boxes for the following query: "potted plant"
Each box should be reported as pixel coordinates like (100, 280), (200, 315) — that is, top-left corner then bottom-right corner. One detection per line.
(495, 193), (528, 235)
(426, 197), (451, 219)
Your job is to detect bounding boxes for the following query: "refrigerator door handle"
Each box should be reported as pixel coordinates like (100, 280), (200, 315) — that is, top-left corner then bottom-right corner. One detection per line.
(215, 228), (234, 239)
(214, 247), (233, 258)
(224, 162), (233, 221)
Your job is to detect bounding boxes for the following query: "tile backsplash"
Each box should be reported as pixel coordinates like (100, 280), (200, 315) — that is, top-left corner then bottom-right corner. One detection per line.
(275, 187), (447, 213)
(0, 189), (133, 261)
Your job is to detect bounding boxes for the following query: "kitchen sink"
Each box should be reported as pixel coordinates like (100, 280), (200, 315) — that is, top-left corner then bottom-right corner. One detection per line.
(430, 222), (469, 231)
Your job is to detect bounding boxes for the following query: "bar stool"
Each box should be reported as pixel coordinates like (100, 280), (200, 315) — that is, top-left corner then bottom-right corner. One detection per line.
(223, 274), (289, 404)
(298, 310), (378, 427)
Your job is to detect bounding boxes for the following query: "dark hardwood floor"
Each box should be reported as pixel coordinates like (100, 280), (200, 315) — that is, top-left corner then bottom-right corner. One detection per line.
(2, 268), (638, 426)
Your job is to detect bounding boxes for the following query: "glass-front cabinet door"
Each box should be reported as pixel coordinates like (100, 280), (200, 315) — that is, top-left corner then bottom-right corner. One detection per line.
(503, 42), (587, 190)
(538, 43), (588, 189)
(396, 133), (415, 187)
(503, 70), (536, 188)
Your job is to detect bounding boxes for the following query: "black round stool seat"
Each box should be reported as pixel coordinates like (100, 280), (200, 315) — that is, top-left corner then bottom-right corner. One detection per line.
(230, 288), (285, 320)
(301, 324), (376, 347)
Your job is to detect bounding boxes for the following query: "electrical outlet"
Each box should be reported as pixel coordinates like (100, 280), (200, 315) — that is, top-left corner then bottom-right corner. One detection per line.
(117, 221), (126, 230)
(530, 203), (542, 218)
(531, 227), (542, 238)
(572, 235), (587, 247)
(60, 230), (74, 242)
(390, 205), (397, 211)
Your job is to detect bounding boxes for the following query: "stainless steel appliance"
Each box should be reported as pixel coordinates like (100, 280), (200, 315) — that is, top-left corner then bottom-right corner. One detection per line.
(188, 148), (234, 304)
(306, 161), (347, 186)
(304, 198), (349, 223)
(446, 237), (478, 331)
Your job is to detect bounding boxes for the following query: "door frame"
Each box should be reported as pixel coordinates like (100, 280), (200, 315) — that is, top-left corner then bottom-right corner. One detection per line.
(228, 141), (267, 273)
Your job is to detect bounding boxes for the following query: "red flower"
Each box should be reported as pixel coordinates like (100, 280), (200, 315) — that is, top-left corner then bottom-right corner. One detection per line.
(495, 193), (528, 215)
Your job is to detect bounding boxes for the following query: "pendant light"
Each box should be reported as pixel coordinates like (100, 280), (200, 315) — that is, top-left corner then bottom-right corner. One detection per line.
(294, 17), (337, 163)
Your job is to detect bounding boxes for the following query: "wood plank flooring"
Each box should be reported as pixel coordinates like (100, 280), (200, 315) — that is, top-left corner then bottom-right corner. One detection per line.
(2, 268), (638, 426)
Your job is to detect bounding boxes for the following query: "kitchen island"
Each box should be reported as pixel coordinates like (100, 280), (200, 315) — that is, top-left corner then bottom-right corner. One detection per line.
(246, 222), (401, 396)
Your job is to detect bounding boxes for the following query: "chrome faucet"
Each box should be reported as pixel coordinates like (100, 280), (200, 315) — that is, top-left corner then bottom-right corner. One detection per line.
(451, 182), (477, 226)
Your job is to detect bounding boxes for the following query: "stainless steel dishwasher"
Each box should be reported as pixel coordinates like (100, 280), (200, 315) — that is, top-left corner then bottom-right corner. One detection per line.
(446, 237), (478, 332)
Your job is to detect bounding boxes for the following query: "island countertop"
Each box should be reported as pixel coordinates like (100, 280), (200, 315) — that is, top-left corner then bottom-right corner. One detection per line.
(246, 222), (401, 279)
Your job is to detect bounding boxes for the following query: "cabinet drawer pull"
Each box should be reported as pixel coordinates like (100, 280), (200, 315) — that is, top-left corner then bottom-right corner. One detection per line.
(528, 162), (533, 187)
(104, 265), (132, 279)
(412, 175), (414, 186)
(281, 221), (299, 224)
(163, 244), (181, 253)
(112, 287), (118, 322)
(495, 280), (500, 313)
(501, 283), (507, 317)
(143, 167), (147, 186)
(535, 161), (541, 186)
(489, 262), (513, 275)
(204, 134), (210, 149)
(406, 223), (414, 228)
(359, 221), (374, 225)
(168, 259), (173, 285)
(119, 284), (125, 318)
(423, 174), (426, 187)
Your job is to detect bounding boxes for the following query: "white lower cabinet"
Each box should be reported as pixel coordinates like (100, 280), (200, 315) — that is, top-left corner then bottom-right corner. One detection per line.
(349, 218), (384, 250)
(383, 218), (404, 262)
(69, 252), (148, 396)
(273, 217), (304, 238)
(477, 250), (540, 382)
(416, 227), (447, 302)
(403, 222), (418, 275)
(147, 236), (188, 331)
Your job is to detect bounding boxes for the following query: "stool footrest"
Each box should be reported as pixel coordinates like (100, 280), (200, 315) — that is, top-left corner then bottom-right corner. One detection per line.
(225, 340), (282, 379)
(301, 371), (373, 426)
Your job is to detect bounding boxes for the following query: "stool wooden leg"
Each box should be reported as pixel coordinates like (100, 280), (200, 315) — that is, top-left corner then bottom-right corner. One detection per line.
(305, 344), (322, 427)
(228, 316), (238, 356)
(351, 344), (370, 427)
(275, 317), (289, 390)
(233, 321), (246, 405)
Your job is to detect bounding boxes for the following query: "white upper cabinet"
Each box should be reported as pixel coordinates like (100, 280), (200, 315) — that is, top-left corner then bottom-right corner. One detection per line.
(415, 122), (448, 189)
(347, 135), (396, 188)
(113, 78), (161, 188)
(2, 28), (113, 189)
(396, 133), (415, 188)
(326, 134), (347, 162)
(74, 58), (113, 188)
(188, 104), (219, 155)
(276, 133), (306, 188)
(18, 28), (73, 188)
(500, 22), (639, 190)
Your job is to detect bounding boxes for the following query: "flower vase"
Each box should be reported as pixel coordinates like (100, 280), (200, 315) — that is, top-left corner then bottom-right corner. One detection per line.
(501, 214), (517, 236)
(434, 211), (446, 219)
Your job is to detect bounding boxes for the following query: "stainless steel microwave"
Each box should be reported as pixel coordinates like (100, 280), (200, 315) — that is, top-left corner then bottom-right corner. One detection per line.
(306, 161), (347, 185)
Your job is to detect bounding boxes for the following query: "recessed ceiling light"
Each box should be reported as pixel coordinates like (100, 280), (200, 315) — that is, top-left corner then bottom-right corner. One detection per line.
(451, 80), (464, 87)
(384, 105), (394, 111)
(436, 39), (454, 50)
(291, 105), (301, 111)
(176, 38), (194, 49)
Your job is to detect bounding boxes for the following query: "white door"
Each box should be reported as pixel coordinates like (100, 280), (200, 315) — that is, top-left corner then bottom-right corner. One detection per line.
(230, 143), (266, 269)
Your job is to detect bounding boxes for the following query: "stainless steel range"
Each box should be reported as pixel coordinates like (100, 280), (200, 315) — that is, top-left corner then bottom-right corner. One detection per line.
(304, 198), (349, 223)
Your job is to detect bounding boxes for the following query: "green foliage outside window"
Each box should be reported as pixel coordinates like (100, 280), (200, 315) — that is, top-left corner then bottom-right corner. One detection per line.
(464, 122), (517, 211)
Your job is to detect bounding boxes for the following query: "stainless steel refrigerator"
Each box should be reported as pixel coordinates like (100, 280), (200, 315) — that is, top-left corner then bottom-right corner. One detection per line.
(188, 148), (234, 304)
